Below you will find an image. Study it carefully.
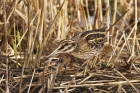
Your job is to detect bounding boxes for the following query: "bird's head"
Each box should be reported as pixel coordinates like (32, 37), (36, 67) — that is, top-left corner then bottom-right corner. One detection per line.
(47, 39), (77, 58)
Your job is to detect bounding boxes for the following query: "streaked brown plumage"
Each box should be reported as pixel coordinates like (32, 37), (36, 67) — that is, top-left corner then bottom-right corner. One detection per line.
(47, 28), (106, 59)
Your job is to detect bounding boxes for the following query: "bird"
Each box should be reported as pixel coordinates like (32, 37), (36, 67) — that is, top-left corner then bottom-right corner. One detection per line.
(47, 27), (106, 59)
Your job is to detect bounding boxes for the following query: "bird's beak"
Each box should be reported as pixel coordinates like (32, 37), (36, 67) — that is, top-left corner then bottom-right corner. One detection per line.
(46, 47), (60, 58)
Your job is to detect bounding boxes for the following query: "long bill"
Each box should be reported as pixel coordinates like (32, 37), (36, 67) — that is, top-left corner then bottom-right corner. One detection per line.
(46, 47), (60, 59)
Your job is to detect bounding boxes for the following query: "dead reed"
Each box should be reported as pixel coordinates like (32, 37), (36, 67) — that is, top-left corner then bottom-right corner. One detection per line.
(0, 0), (140, 92)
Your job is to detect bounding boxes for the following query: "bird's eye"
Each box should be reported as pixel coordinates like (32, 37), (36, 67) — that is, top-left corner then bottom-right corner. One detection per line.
(99, 39), (103, 42)
(72, 43), (75, 46)
(65, 43), (68, 46)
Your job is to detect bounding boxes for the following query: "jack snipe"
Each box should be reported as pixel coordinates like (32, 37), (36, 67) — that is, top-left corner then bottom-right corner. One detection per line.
(47, 28), (106, 59)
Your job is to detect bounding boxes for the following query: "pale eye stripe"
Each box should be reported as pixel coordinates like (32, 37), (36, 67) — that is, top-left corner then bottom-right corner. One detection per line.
(63, 45), (74, 52)
(58, 44), (66, 50)
(84, 51), (96, 55)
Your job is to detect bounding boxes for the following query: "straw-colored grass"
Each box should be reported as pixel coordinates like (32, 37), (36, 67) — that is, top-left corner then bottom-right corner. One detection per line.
(0, 0), (140, 92)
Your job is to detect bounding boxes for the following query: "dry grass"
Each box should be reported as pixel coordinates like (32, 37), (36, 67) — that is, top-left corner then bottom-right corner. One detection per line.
(0, 0), (140, 93)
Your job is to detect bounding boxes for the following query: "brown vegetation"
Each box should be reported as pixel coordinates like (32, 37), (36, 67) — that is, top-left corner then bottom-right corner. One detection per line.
(0, 0), (140, 92)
